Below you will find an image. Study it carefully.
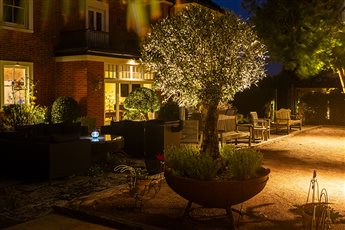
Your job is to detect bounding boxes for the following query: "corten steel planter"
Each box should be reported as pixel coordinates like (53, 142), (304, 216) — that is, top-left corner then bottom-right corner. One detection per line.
(164, 168), (270, 228)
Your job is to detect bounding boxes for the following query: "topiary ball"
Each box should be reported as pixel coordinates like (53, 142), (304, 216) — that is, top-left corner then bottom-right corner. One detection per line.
(51, 96), (80, 123)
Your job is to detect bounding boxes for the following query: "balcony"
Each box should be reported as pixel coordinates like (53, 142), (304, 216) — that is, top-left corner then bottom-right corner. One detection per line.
(55, 29), (140, 57)
(56, 29), (109, 52)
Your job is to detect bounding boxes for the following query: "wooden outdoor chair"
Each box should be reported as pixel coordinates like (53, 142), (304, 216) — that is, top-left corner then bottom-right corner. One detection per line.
(250, 112), (270, 141)
(217, 115), (251, 146)
(180, 120), (202, 146)
(274, 108), (302, 134)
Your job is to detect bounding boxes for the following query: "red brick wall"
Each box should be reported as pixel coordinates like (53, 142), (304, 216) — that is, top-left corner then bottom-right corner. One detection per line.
(86, 61), (105, 127)
(56, 61), (104, 127)
(0, 1), (63, 106)
(55, 61), (87, 103)
(109, 0), (134, 51)
(60, 0), (86, 31)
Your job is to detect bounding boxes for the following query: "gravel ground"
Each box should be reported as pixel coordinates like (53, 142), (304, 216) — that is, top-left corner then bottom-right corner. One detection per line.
(0, 125), (344, 229)
(63, 125), (345, 230)
(237, 125), (345, 229)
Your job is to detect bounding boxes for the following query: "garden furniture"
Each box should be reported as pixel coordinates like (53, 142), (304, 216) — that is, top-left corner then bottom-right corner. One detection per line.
(80, 135), (124, 163)
(180, 120), (201, 145)
(250, 111), (270, 141)
(217, 115), (252, 146)
(274, 108), (302, 134)
(0, 123), (91, 180)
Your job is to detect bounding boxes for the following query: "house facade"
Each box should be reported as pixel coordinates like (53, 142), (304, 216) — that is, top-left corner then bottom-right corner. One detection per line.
(0, 0), (220, 127)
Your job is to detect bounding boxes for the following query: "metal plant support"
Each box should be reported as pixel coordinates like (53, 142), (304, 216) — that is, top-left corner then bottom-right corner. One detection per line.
(114, 165), (164, 208)
(303, 170), (332, 230)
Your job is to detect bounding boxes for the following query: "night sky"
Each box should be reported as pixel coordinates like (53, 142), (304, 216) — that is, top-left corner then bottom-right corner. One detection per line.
(212, 0), (249, 19)
(212, 0), (282, 75)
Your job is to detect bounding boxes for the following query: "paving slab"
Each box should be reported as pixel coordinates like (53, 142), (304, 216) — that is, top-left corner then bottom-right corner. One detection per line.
(3, 213), (115, 230)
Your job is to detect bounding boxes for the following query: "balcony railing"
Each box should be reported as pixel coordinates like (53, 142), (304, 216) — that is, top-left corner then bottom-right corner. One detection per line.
(57, 29), (110, 50)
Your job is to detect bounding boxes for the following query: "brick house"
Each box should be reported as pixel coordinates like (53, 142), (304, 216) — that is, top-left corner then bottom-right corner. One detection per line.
(0, 0), (220, 127)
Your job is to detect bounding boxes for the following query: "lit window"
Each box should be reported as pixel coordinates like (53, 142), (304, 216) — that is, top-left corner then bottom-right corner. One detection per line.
(0, 62), (32, 107)
(0, 0), (33, 31)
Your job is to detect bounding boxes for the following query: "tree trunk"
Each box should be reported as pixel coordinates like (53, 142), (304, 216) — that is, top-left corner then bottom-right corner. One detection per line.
(337, 68), (345, 94)
(200, 103), (219, 158)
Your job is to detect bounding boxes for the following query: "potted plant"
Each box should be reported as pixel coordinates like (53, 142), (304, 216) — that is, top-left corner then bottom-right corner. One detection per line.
(140, 6), (269, 227)
(164, 145), (269, 223)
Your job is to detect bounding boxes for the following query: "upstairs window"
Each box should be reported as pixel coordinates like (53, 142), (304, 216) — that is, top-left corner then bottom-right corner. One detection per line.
(1, 0), (33, 31)
(86, 0), (108, 32)
(88, 8), (104, 31)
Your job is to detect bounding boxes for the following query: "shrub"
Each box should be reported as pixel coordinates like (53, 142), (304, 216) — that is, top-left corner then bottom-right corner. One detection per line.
(221, 146), (263, 180)
(165, 144), (264, 181)
(158, 100), (180, 121)
(165, 145), (221, 180)
(2, 104), (46, 129)
(51, 96), (80, 123)
(79, 116), (96, 132)
(122, 110), (146, 121)
(123, 87), (160, 121)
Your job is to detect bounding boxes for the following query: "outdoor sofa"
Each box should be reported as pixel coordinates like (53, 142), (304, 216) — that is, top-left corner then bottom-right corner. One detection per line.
(0, 123), (91, 180)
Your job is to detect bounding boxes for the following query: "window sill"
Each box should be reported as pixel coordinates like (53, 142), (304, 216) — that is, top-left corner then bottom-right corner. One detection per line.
(1, 25), (33, 33)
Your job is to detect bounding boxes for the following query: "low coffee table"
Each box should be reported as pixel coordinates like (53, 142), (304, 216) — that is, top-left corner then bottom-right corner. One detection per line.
(81, 135), (125, 162)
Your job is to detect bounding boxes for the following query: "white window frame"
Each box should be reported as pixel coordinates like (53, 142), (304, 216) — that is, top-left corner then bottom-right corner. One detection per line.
(0, 0), (33, 32)
(0, 61), (33, 108)
(86, 0), (108, 32)
(88, 7), (105, 31)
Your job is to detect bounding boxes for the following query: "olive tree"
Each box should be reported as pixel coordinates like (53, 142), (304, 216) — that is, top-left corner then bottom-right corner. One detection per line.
(141, 6), (267, 157)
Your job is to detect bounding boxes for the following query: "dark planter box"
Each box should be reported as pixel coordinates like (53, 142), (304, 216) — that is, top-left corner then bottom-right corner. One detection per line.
(0, 123), (91, 180)
(101, 120), (181, 158)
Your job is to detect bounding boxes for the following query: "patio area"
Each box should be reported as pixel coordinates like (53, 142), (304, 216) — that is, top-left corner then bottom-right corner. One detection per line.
(1, 125), (344, 229)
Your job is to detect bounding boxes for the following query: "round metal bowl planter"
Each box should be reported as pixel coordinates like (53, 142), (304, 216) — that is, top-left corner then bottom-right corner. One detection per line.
(165, 168), (270, 209)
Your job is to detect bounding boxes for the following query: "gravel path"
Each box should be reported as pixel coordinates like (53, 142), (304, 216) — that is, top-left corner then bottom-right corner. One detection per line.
(237, 125), (345, 229)
(64, 125), (345, 230)
(1, 125), (344, 229)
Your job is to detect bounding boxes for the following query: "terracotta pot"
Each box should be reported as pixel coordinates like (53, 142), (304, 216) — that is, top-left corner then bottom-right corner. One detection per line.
(165, 168), (270, 208)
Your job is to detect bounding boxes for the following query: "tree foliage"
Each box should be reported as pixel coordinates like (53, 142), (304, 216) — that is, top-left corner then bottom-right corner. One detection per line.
(141, 6), (267, 107)
(243, 0), (345, 80)
(123, 87), (160, 120)
(141, 6), (267, 156)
